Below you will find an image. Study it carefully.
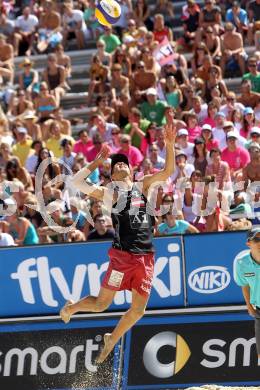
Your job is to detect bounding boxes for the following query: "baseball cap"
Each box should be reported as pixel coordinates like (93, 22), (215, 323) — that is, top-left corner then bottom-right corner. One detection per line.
(223, 121), (234, 129)
(226, 131), (238, 139)
(248, 142), (260, 151)
(178, 128), (188, 136)
(250, 127), (260, 135)
(175, 150), (187, 158)
(194, 136), (205, 145)
(215, 111), (226, 119)
(110, 153), (130, 174)
(243, 107), (254, 116)
(247, 227), (260, 241)
(146, 88), (157, 96)
(202, 124), (212, 131)
(17, 127), (27, 134)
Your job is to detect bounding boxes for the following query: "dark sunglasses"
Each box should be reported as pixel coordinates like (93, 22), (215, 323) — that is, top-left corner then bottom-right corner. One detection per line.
(250, 237), (260, 242)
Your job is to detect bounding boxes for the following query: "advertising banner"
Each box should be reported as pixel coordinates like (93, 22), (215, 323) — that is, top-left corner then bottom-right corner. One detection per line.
(0, 318), (120, 390)
(123, 313), (260, 389)
(0, 236), (184, 317)
(184, 231), (248, 306)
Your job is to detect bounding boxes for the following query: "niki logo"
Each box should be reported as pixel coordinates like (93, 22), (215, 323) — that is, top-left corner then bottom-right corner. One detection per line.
(188, 266), (231, 294)
(143, 331), (191, 378)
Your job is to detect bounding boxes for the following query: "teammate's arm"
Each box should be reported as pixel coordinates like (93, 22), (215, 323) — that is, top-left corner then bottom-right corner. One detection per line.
(143, 121), (176, 194)
(71, 145), (110, 201)
(242, 285), (257, 317)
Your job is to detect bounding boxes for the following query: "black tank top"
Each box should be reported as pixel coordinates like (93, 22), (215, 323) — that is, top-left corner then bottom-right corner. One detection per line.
(111, 183), (154, 253)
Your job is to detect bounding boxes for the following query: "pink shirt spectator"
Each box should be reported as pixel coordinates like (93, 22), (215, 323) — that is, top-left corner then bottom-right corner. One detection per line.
(203, 117), (216, 128)
(187, 126), (202, 143)
(117, 145), (143, 168)
(205, 138), (219, 152)
(86, 144), (112, 162)
(221, 147), (250, 170)
(73, 139), (93, 159)
(240, 128), (251, 139)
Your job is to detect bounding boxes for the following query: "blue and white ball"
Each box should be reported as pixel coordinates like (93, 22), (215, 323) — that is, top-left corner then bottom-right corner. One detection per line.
(95, 0), (121, 26)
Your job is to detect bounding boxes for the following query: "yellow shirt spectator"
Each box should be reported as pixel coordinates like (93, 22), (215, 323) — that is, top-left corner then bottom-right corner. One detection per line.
(12, 128), (32, 166)
(46, 135), (75, 159)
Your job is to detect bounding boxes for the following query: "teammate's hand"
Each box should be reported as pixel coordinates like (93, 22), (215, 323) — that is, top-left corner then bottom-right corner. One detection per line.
(96, 144), (110, 164)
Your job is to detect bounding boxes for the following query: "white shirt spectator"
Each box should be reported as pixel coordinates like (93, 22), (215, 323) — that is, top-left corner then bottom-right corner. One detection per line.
(176, 142), (194, 163)
(114, 3), (130, 28)
(15, 14), (39, 33)
(63, 10), (87, 32)
(191, 103), (208, 125)
(25, 154), (38, 174)
(219, 133), (247, 151)
(220, 102), (245, 118)
(89, 123), (118, 143)
(171, 163), (195, 182)
(0, 232), (15, 246)
(212, 126), (225, 149)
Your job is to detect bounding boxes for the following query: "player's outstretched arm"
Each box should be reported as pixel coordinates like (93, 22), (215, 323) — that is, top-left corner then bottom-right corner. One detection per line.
(143, 120), (176, 194)
(71, 145), (110, 201)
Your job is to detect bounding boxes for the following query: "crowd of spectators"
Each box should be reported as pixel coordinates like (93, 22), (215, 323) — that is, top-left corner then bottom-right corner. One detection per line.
(0, 0), (260, 247)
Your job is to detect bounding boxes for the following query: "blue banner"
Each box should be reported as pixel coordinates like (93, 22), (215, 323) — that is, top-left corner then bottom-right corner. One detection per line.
(184, 231), (248, 306)
(123, 312), (259, 389)
(0, 236), (184, 317)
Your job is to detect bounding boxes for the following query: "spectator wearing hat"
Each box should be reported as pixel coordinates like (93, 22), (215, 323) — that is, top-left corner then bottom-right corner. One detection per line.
(117, 134), (143, 171)
(245, 127), (260, 149)
(241, 107), (256, 139)
(14, 6), (38, 56)
(220, 22), (246, 76)
(242, 56), (260, 93)
(12, 127), (32, 167)
(22, 111), (42, 141)
(0, 33), (13, 83)
(18, 58), (39, 98)
(221, 131), (250, 180)
(201, 123), (219, 151)
(237, 79), (260, 109)
(176, 128), (194, 161)
(141, 88), (167, 126)
(219, 121), (244, 150)
(206, 148), (231, 190)
(193, 136), (208, 176)
(242, 142), (260, 187)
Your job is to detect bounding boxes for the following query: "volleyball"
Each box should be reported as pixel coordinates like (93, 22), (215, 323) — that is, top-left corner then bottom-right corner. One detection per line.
(95, 0), (121, 26)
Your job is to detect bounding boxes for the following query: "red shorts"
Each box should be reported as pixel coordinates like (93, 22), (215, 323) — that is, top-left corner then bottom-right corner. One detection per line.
(102, 247), (154, 298)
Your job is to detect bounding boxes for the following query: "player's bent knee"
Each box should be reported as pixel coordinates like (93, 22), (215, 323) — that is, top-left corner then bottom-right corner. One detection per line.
(130, 306), (146, 319)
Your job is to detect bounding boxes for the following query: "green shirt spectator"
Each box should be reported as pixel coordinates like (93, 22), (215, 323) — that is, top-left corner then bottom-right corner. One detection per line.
(99, 26), (121, 54)
(141, 88), (167, 126)
(124, 119), (150, 148)
(243, 59), (260, 93)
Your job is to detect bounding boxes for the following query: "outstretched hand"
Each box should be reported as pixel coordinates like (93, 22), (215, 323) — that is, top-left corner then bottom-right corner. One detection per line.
(164, 121), (177, 145)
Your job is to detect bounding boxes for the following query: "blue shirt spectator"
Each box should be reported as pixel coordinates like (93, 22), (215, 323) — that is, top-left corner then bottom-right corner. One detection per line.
(226, 4), (248, 30)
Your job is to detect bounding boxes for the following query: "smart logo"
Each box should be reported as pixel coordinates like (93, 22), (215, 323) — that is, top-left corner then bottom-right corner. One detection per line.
(143, 331), (191, 378)
(188, 266), (231, 294)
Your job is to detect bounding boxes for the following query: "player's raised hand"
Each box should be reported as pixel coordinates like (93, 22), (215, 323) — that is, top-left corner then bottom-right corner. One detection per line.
(96, 144), (111, 164)
(164, 121), (176, 145)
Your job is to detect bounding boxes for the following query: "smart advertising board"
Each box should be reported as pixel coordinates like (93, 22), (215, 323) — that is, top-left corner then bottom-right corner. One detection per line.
(184, 231), (247, 306)
(123, 312), (260, 389)
(0, 318), (120, 390)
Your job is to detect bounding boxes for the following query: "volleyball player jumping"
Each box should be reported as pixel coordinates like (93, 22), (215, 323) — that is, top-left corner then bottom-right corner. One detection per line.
(60, 119), (176, 364)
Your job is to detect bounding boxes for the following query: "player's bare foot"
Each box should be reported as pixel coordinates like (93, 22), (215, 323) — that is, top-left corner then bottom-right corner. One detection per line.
(60, 300), (74, 323)
(96, 333), (114, 364)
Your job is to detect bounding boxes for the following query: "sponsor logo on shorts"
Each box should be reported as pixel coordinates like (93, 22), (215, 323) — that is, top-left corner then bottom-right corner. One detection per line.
(108, 270), (124, 288)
